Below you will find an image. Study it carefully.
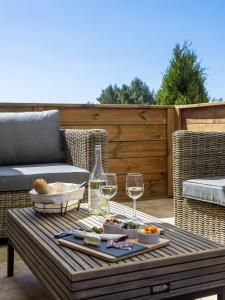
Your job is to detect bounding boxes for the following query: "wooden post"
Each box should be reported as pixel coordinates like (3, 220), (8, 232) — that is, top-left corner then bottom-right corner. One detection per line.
(167, 108), (176, 197)
(175, 105), (182, 130)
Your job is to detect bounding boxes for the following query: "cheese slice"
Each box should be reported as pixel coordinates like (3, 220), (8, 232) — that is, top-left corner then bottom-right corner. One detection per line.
(84, 233), (101, 247)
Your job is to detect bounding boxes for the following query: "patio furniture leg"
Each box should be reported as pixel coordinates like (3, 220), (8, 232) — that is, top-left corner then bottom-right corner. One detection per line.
(7, 239), (14, 277)
(218, 287), (225, 300)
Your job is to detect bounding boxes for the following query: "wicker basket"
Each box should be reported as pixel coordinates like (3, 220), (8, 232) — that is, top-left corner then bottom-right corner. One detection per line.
(29, 182), (85, 214)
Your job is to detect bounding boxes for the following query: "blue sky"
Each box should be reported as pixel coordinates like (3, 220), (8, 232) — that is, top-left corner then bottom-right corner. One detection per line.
(0, 0), (225, 103)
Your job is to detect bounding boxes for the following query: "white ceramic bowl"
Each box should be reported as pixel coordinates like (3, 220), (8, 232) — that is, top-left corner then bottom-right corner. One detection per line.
(121, 227), (139, 239)
(29, 182), (85, 213)
(103, 223), (122, 234)
(138, 231), (160, 244)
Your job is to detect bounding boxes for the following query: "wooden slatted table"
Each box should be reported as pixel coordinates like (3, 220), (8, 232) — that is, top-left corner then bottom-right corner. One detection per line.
(7, 201), (225, 300)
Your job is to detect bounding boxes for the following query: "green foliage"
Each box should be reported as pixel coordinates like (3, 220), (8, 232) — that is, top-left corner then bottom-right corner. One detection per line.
(97, 78), (155, 104)
(211, 97), (223, 102)
(156, 42), (209, 105)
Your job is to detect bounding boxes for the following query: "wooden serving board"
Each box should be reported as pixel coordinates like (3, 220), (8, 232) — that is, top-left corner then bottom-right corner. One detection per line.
(129, 238), (169, 250)
(58, 236), (169, 262)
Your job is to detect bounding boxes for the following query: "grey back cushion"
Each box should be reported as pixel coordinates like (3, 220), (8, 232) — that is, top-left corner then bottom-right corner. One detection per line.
(0, 110), (65, 165)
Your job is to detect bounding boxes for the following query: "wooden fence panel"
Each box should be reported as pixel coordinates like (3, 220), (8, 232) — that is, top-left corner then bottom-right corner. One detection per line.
(58, 107), (167, 125)
(179, 103), (225, 130)
(0, 103), (171, 200)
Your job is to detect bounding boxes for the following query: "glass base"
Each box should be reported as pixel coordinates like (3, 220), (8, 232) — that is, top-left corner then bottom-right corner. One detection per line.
(88, 208), (106, 216)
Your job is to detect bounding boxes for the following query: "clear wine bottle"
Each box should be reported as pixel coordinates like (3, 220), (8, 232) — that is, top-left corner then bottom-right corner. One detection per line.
(88, 145), (107, 215)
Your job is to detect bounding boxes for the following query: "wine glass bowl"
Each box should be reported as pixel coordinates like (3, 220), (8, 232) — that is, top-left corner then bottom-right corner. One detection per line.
(126, 173), (144, 221)
(126, 186), (144, 200)
(100, 173), (118, 217)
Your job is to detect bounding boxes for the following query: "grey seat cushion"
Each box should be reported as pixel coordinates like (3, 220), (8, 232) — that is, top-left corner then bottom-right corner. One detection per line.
(0, 163), (89, 191)
(0, 110), (65, 165)
(183, 176), (225, 206)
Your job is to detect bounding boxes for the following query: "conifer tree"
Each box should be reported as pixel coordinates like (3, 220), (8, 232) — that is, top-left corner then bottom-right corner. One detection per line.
(97, 78), (155, 104)
(157, 42), (209, 105)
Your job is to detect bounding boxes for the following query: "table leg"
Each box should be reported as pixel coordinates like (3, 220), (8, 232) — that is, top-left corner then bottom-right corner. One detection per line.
(7, 240), (14, 277)
(218, 287), (225, 300)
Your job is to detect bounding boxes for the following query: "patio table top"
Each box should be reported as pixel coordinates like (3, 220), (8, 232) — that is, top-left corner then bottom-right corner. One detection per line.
(7, 201), (225, 300)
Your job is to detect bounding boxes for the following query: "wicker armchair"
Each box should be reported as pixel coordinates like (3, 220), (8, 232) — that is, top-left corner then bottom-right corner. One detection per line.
(173, 130), (225, 244)
(0, 129), (108, 238)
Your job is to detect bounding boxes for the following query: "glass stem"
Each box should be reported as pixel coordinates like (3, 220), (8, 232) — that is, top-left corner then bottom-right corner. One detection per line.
(107, 199), (110, 217)
(133, 199), (136, 218)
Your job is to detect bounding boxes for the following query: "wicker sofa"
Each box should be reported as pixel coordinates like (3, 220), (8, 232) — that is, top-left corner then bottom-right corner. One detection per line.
(0, 126), (108, 239)
(173, 130), (225, 245)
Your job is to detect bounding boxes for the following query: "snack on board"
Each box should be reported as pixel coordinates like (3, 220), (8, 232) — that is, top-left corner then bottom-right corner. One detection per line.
(138, 225), (160, 244)
(105, 218), (122, 225)
(91, 226), (104, 234)
(139, 225), (159, 234)
(99, 233), (128, 242)
(122, 221), (140, 230)
(73, 229), (87, 239)
(106, 240), (133, 250)
(32, 178), (55, 194)
(72, 229), (128, 242)
(84, 232), (101, 247)
(121, 221), (141, 239)
(103, 218), (123, 234)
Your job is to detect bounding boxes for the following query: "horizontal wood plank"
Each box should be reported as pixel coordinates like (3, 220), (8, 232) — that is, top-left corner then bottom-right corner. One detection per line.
(181, 106), (225, 122)
(109, 157), (167, 174)
(186, 118), (225, 124)
(59, 107), (167, 125)
(109, 141), (167, 158)
(61, 124), (167, 142)
(187, 123), (225, 131)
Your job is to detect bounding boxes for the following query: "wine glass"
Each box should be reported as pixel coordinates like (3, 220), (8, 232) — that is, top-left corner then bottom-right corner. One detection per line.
(126, 173), (144, 221)
(100, 173), (118, 218)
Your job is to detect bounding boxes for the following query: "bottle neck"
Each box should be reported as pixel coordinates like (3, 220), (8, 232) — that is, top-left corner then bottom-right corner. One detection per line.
(91, 145), (104, 176)
(94, 147), (102, 166)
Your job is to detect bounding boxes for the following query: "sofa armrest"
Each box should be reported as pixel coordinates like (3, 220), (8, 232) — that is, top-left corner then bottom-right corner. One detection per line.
(173, 130), (225, 226)
(61, 129), (108, 172)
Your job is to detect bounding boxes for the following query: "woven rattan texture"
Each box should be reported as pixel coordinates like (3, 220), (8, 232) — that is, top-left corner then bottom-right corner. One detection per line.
(0, 129), (108, 238)
(173, 130), (225, 244)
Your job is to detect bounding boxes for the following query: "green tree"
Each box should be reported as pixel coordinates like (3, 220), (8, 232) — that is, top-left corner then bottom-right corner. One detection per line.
(211, 97), (223, 102)
(96, 84), (119, 104)
(97, 77), (155, 104)
(156, 42), (209, 105)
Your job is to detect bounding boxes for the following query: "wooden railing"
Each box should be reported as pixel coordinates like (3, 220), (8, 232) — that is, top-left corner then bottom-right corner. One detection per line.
(2, 101), (222, 201)
(176, 102), (225, 131)
(60, 101), (225, 201)
(0, 103), (175, 201)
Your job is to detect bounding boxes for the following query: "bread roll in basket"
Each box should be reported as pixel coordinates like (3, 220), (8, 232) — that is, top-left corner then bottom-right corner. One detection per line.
(29, 181), (85, 214)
